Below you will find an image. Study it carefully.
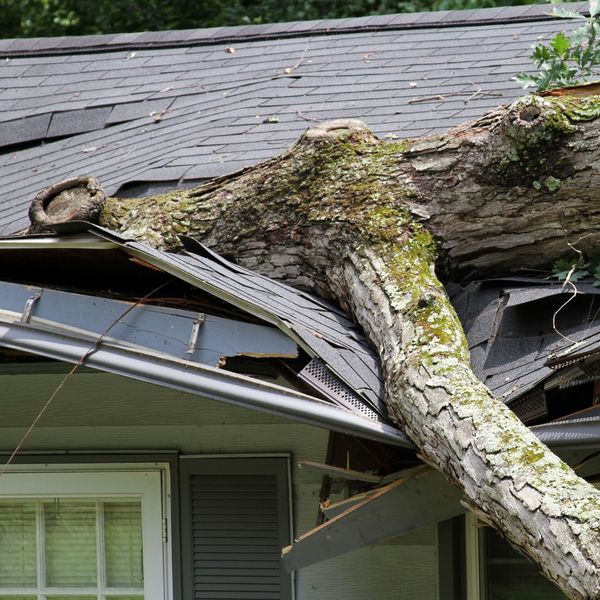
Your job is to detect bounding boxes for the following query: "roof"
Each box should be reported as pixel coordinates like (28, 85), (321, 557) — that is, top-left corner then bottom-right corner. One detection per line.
(0, 3), (598, 446)
(0, 2), (587, 235)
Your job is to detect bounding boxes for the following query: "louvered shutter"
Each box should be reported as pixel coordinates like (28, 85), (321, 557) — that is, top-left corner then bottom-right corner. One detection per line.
(181, 458), (292, 600)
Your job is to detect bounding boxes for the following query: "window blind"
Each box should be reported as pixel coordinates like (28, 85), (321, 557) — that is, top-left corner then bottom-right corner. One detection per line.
(0, 499), (144, 599)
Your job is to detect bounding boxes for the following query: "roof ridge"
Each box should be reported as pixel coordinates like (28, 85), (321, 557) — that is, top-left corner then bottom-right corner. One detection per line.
(0, 1), (587, 58)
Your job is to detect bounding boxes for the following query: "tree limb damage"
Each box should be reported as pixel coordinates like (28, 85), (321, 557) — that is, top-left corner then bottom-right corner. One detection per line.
(27, 93), (600, 598)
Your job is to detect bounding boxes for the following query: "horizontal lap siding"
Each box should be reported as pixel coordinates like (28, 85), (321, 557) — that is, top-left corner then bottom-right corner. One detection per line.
(191, 474), (282, 600)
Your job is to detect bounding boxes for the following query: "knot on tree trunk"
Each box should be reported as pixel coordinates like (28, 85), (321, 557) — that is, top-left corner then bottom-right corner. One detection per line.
(28, 175), (106, 232)
(502, 96), (572, 145)
(476, 96), (577, 190)
(512, 103), (543, 128)
(300, 119), (379, 147)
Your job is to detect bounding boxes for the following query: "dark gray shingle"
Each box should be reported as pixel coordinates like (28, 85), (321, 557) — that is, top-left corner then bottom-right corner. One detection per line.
(0, 3), (588, 236)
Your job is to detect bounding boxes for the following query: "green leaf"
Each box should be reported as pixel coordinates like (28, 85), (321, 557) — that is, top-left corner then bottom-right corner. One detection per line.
(551, 7), (587, 19)
(570, 269), (591, 281)
(570, 25), (588, 45)
(551, 257), (592, 281)
(551, 32), (571, 55)
(512, 73), (539, 88)
(531, 44), (552, 62)
(553, 258), (574, 272)
(590, 0), (600, 18)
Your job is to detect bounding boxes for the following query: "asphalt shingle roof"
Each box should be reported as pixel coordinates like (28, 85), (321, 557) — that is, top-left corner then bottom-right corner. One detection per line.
(0, 3), (589, 235)
(449, 278), (600, 404)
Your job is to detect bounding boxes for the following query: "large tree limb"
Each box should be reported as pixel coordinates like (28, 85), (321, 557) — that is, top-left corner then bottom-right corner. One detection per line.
(81, 95), (600, 597)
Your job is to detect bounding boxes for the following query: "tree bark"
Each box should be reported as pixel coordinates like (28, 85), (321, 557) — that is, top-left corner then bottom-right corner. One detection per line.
(95, 94), (600, 598)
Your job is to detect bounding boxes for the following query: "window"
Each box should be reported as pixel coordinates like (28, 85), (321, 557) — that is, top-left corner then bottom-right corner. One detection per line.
(0, 468), (168, 600)
(464, 512), (566, 599)
(483, 527), (565, 599)
(180, 457), (292, 600)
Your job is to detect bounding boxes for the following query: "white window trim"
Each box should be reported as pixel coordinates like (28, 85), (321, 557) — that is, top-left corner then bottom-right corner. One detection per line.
(465, 512), (482, 600)
(0, 463), (172, 600)
(466, 483), (600, 600)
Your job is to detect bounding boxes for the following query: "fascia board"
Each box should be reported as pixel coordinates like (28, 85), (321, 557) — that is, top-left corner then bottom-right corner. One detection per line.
(0, 280), (298, 367)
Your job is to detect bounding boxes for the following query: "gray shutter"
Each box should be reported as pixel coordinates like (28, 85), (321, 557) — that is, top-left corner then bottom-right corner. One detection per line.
(181, 458), (292, 600)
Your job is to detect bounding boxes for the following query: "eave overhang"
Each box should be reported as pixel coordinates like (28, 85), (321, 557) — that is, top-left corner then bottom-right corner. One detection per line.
(1, 226), (388, 417)
(0, 314), (409, 447)
(0, 231), (410, 447)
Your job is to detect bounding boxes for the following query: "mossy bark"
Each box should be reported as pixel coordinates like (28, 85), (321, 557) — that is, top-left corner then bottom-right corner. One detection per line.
(98, 97), (600, 598)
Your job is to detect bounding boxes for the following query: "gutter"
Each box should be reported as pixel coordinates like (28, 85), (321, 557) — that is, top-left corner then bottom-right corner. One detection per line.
(0, 318), (412, 448)
(532, 417), (600, 449)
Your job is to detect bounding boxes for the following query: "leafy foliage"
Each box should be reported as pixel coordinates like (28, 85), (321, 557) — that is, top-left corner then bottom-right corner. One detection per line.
(551, 256), (600, 286)
(514, 0), (600, 91)
(0, 0), (548, 38)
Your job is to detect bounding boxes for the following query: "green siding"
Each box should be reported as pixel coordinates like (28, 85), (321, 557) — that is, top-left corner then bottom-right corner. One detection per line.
(0, 368), (438, 600)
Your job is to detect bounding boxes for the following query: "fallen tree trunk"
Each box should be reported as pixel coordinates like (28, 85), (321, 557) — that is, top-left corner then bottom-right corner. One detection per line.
(88, 94), (600, 597)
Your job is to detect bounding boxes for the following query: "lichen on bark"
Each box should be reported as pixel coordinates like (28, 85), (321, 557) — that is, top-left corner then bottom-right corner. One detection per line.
(96, 98), (600, 598)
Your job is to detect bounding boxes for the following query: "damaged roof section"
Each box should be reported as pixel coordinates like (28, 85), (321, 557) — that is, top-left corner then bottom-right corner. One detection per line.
(450, 277), (600, 424)
(0, 224), (389, 428)
(95, 225), (387, 420)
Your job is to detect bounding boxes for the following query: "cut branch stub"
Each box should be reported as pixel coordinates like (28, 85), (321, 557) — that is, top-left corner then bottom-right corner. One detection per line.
(301, 118), (375, 143)
(28, 176), (106, 232)
(501, 98), (567, 145)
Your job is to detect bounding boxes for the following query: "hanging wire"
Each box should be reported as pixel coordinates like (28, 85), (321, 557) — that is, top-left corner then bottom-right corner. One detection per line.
(0, 278), (175, 477)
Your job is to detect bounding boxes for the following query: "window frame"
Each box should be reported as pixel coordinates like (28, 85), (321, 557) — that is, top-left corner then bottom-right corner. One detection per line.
(0, 463), (172, 600)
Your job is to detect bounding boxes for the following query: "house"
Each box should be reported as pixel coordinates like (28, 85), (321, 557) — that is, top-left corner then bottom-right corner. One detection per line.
(0, 3), (599, 599)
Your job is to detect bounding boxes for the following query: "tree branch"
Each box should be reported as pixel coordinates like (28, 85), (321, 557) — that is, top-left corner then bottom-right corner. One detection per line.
(39, 95), (600, 598)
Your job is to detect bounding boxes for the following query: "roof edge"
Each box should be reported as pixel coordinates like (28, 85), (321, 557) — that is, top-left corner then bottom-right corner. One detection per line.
(0, 2), (587, 59)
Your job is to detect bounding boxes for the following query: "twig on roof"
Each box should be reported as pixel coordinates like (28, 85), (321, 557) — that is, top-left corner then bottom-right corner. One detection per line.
(408, 88), (502, 105)
(552, 278), (579, 346)
(551, 235), (593, 347)
(408, 94), (446, 104)
(284, 43), (309, 74)
(296, 111), (321, 122)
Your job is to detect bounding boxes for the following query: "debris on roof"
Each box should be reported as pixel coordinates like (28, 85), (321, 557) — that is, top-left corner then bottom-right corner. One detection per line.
(449, 277), (600, 423)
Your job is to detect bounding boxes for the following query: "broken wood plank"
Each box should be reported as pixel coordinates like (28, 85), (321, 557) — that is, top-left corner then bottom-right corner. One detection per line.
(540, 81), (600, 98)
(321, 482), (397, 519)
(297, 459), (384, 483)
(282, 468), (464, 571)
